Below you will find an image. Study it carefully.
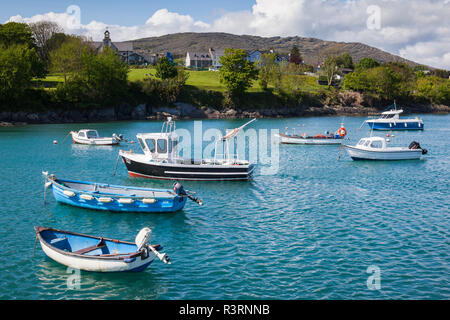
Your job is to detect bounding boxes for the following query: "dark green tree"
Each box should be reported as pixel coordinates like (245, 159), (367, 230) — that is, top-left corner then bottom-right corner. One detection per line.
(289, 46), (302, 65)
(218, 48), (258, 97)
(155, 57), (178, 79)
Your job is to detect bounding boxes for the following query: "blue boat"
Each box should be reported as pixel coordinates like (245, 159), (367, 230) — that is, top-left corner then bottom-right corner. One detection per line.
(43, 172), (202, 213)
(35, 226), (170, 272)
(365, 102), (424, 131)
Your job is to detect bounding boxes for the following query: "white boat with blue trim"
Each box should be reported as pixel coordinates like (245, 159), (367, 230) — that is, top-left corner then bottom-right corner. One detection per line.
(43, 172), (202, 213)
(365, 102), (424, 131)
(70, 129), (123, 145)
(344, 137), (428, 161)
(35, 226), (170, 272)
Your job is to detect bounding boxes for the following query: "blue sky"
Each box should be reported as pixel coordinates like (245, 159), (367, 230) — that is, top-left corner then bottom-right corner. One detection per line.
(2, 0), (450, 69)
(0, 0), (254, 26)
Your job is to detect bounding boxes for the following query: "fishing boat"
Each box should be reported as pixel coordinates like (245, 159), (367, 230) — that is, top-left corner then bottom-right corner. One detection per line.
(119, 117), (256, 181)
(364, 102), (424, 130)
(34, 226), (170, 272)
(43, 172), (202, 213)
(70, 129), (124, 145)
(276, 124), (347, 145)
(343, 137), (428, 161)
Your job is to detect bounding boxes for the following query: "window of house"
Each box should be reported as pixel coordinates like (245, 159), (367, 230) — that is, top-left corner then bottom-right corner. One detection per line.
(157, 139), (167, 153)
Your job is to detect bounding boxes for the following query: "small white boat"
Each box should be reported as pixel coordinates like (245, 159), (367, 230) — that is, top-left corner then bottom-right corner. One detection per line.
(276, 125), (347, 145)
(35, 226), (171, 272)
(344, 137), (428, 161)
(70, 129), (123, 145)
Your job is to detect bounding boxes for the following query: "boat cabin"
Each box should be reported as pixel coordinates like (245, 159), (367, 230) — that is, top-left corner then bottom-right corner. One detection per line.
(356, 137), (387, 150)
(77, 129), (99, 139)
(136, 132), (179, 160)
(379, 109), (403, 120)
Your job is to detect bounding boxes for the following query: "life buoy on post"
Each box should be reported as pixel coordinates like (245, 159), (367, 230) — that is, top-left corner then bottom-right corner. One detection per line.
(338, 127), (347, 137)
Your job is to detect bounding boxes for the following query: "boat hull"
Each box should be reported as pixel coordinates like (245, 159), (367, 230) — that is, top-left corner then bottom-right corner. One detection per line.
(71, 134), (120, 145)
(51, 181), (187, 213)
(345, 145), (423, 160)
(366, 120), (424, 131)
(35, 227), (157, 272)
(277, 134), (343, 145)
(121, 154), (254, 181)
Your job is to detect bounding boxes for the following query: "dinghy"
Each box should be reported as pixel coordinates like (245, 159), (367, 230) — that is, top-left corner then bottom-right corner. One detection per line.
(70, 129), (123, 145)
(276, 124), (347, 145)
(119, 117), (256, 181)
(343, 137), (428, 161)
(364, 102), (424, 131)
(43, 172), (202, 213)
(34, 226), (170, 272)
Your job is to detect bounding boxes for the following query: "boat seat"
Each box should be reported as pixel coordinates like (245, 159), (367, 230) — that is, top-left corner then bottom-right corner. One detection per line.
(73, 238), (106, 255)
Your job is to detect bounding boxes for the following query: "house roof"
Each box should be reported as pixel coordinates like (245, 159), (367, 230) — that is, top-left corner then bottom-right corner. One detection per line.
(90, 41), (133, 52)
(187, 52), (212, 60)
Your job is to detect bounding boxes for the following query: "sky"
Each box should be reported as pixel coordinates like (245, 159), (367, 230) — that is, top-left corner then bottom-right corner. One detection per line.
(3, 0), (450, 69)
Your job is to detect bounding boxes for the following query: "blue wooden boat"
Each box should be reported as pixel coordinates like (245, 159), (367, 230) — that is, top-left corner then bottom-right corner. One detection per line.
(43, 172), (202, 213)
(35, 226), (170, 272)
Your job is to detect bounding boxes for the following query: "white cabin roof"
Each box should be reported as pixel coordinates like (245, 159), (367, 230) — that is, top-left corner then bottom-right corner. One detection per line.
(381, 109), (403, 115)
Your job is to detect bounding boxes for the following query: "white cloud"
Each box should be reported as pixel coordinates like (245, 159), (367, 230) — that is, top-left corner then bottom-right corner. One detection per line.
(6, 0), (450, 69)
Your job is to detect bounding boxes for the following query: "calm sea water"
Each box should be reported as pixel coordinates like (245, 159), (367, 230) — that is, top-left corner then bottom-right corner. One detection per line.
(0, 114), (448, 300)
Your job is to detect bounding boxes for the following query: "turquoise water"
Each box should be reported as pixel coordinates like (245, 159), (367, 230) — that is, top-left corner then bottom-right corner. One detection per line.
(0, 115), (449, 300)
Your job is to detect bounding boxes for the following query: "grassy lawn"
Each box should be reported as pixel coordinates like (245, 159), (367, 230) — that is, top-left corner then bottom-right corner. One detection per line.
(128, 68), (266, 93)
(40, 69), (325, 94)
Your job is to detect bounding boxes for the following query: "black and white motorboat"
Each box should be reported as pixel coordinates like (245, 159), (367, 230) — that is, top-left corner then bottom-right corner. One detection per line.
(118, 118), (256, 181)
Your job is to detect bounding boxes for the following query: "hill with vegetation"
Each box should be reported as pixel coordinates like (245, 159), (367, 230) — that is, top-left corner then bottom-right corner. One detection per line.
(132, 32), (420, 66)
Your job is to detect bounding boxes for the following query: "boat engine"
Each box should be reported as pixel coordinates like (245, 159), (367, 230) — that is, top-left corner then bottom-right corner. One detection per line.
(173, 182), (187, 196)
(409, 141), (428, 155)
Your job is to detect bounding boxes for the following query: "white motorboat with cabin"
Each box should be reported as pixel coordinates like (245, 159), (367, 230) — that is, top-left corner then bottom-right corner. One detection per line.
(118, 118), (256, 181)
(364, 102), (424, 130)
(344, 137), (427, 161)
(70, 129), (123, 145)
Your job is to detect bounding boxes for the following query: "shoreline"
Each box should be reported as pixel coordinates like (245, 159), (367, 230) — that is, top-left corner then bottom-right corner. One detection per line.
(1, 102), (449, 126)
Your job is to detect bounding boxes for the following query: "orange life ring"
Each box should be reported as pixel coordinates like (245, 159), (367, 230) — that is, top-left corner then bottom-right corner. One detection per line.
(338, 127), (347, 137)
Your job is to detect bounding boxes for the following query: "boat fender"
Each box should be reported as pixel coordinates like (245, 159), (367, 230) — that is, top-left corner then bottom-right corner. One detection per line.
(118, 198), (134, 204)
(173, 182), (187, 196)
(98, 197), (113, 203)
(80, 194), (94, 201)
(143, 198), (157, 204)
(63, 190), (76, 197)
(124, 257), (136, 263)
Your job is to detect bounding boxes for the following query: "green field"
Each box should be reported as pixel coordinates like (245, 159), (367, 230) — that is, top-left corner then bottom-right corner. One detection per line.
(40, 68), (324, 94)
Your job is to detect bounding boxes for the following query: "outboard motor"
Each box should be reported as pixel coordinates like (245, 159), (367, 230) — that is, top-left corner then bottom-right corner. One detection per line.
(409, 141), (428, 155)
(409, 141), (421, 149)
(118, 134), (124, 141)
(173, 182), (187, 196)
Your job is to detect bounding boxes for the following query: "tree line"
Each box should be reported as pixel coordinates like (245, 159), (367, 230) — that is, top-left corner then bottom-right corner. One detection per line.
(0, 21), (449, 113)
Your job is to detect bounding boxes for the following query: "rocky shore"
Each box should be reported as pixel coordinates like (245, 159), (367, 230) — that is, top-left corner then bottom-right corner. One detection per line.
(0, 102), (449, 126)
